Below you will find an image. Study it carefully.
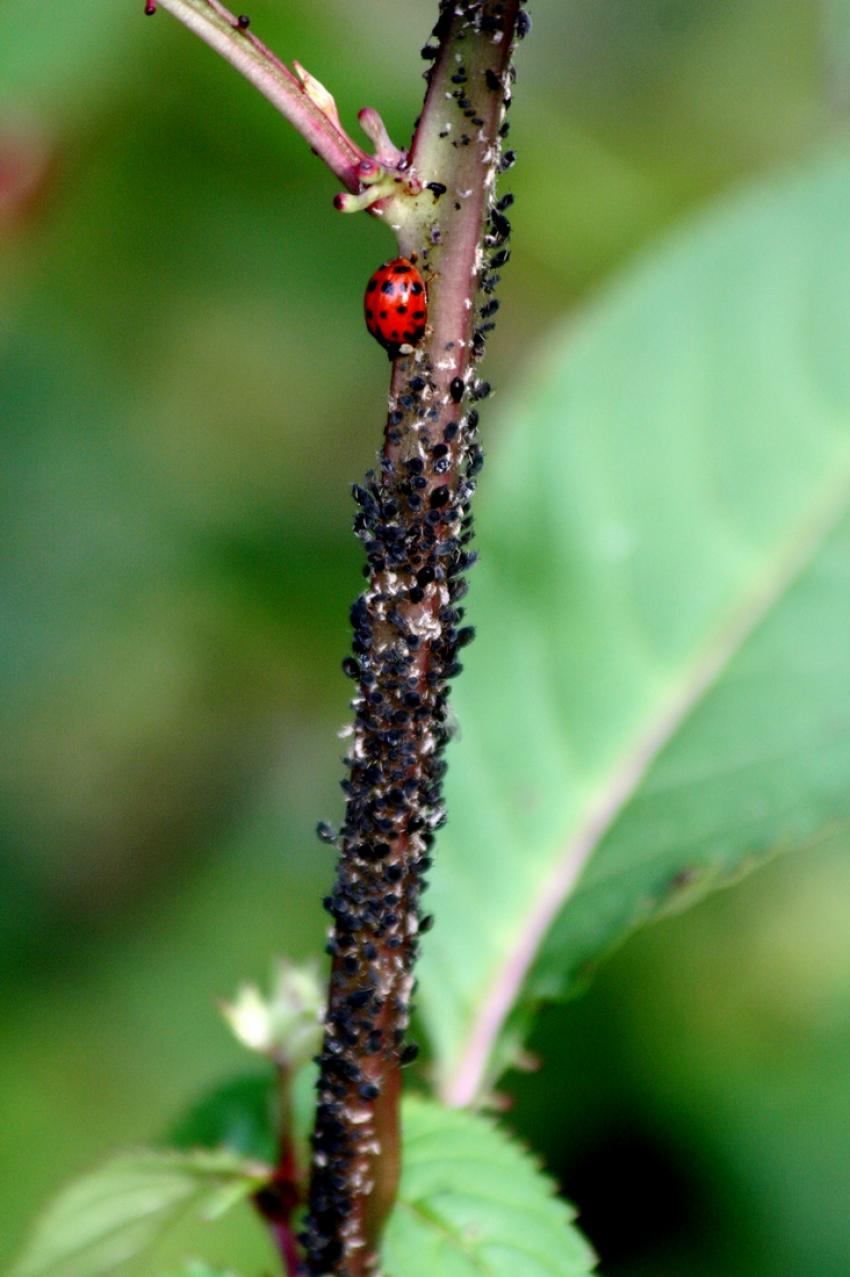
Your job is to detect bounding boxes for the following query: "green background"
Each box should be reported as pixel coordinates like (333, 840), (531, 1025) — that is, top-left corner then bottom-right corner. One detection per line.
(1, 2), (847, 1273)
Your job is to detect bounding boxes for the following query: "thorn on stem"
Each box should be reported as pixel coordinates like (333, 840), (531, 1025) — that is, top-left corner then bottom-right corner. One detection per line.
(292, 60), (343, 132)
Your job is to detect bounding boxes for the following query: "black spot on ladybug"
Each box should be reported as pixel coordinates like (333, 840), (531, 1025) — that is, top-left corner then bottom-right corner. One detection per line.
(381, 280), (394, 294)
(366, 279), (378, 292)
(410, 282), (424, 296)
(392, 262), (412, 275)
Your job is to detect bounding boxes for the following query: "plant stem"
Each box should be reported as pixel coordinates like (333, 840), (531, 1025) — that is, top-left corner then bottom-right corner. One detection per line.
(144, 3), (525, 1271)
(304, 4), (523, 1275)
(151, 0), (367, 188)
(253, 1064), (302, 1277)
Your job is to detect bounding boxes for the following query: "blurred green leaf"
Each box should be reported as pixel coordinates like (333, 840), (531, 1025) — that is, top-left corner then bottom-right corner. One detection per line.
(168, 1075), (278, 1166)
(420, 146), (850, 1102)
(167, 1059), (319, 1189)
(10, 1149), (271, 1277)
(382, 1096), (594, 1277)
(159, 1265), (243, 1277)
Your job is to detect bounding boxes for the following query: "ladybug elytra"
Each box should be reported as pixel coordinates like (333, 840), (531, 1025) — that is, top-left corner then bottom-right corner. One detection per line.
(364, 257), (428, 356)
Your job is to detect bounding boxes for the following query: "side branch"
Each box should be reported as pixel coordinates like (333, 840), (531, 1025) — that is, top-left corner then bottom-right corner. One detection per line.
(150, 0), (366, 188)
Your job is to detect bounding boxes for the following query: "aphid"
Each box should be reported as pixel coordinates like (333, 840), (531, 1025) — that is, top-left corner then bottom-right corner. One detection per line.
(364, 257), (428, 356)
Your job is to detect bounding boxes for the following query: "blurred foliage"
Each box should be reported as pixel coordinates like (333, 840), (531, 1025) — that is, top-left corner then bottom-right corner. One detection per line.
(422, 144), (850, 1096)
(1, 1), (847, 1274)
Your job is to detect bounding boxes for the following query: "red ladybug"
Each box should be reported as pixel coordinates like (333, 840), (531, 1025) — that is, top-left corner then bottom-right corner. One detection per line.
(364, 257), (428, 355)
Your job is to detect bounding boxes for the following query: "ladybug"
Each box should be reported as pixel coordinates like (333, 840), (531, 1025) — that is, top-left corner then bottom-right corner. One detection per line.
(364, 257), (428, 356)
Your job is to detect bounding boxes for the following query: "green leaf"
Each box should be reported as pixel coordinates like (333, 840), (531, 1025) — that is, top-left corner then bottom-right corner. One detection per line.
(166, 1062), (318, 1184)
(159, 1265), (243, 1277)
(382, 1097), (595, 1277)
(10, 1149), (271, 1277)
(168, 1074), (278, 1165)
(420, 146), (850, 1103)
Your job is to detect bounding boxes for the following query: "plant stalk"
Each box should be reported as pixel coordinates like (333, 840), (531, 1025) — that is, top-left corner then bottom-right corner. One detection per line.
(150, 0), (368, 188)
(304, 4), (523, 1274)
(143, 3), (526, 1272)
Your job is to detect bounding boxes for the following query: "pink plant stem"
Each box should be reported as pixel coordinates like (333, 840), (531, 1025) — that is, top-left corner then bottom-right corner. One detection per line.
(151, 0), (368, 189)
(304, 4), (523, 1275)
(270, 1221), (301, 1277)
